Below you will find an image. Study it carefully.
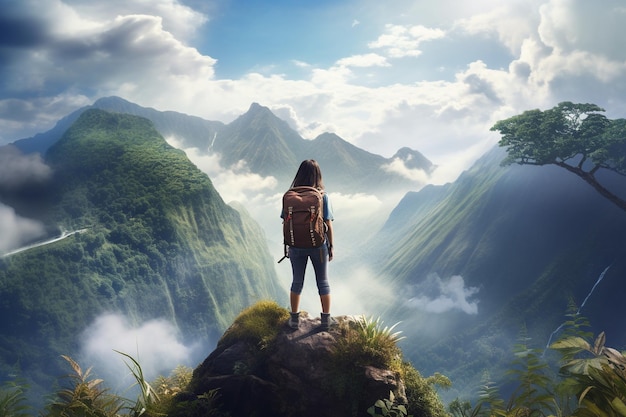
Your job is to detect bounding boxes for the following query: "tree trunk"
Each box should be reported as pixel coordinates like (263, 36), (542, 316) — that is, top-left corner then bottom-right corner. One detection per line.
(556, 161), (626, 212)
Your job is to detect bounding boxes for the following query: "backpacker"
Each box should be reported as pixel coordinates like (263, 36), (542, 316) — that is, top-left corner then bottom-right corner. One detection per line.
(282, 186), (325, 249)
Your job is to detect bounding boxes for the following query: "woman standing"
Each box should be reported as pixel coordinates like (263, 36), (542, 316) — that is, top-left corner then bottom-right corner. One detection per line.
(281, 160), (334, 330)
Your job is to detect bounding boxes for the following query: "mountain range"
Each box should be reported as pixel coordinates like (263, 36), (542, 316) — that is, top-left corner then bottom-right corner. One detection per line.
(12, 96), (434, 195)
(3, 96), (626, 406)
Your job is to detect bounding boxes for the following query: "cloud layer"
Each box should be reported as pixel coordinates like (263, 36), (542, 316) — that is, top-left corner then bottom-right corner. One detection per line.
(79, 313), (203, 391)
(2, 0), (626, 186)
(0, 145), (52, 253)
(405, 274), (480, 315)
(0, 145), (52, 189)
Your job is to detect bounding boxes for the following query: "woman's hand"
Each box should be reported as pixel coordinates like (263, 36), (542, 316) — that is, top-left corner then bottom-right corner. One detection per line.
(325, 219), (334, 261)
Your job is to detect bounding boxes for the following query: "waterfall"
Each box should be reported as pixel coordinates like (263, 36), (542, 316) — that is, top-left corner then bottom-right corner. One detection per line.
(579, 264), (611, 310)
(209, 132), (217, 151)
(544, 264), (612, 349)
(1, 228), (87, 258)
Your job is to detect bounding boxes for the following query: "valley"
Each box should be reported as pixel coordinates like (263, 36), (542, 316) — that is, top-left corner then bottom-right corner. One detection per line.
(2, 96), (625, 407)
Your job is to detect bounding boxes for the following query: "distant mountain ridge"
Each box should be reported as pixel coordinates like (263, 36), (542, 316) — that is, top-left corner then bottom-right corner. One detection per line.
(12, 96), (434, 195)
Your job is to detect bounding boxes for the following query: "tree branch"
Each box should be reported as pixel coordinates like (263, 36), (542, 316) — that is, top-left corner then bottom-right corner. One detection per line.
(554, 161), (626, 212)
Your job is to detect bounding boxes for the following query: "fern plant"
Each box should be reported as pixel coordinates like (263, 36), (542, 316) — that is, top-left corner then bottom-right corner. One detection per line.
(551, 332), (626, 417)
(152, 365), (193, 398)
(45, 355), (124, 417)
(0, 378), (31, 417)
(505, 327), (556, 416)
(368, 391), (411, 417)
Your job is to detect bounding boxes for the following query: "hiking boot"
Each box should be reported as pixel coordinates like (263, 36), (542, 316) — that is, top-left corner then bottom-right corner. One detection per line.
(288, 312), (300, 329)
(320, 312), (336, 331)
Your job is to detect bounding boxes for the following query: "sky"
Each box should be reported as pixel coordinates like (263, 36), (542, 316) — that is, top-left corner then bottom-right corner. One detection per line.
(2, 0), (626, 381)
(3, 0), (626, 174)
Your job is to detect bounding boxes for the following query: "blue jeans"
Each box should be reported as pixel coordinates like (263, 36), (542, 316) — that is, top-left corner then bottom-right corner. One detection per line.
(289, 243), (330, 296)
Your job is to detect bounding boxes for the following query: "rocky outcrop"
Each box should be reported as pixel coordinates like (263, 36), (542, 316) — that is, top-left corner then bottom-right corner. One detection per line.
(176, 311), (407, 417)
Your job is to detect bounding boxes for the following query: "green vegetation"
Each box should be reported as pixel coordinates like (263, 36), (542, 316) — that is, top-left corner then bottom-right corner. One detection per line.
(40, 354), (222, 417)
(330, 316), (449, 417)
(552, 332), (626, 417)
(45, 356), (126, 417)
(368, 391), (410, 417)
(491, 101), (626, 211)
(374, 141), (626, 403)
(0, 378), (30, 417)
(0, 108), (284, 404)
(3, 302), (626, 417)
(334, 316), (405, 372)
(444, 307), (626, 417)
(219, 300), (290, 348)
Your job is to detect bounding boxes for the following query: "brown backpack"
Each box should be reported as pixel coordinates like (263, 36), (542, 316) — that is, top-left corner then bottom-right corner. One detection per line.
(281, 186), (326, 250)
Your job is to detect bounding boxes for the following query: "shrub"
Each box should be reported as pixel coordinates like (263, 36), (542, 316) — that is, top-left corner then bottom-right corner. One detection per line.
(333, 316), (405, 371)
(401, 363), (450, 417)
(218, 300), (289, 349)
(552, 332), (626, 417)
(368, 391), (411, 417)
(45, 355), (124, 417)
(0, 378), (31, 417)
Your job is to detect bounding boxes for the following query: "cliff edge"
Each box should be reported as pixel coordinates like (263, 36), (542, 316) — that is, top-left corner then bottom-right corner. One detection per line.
(170, 301), (448, 417)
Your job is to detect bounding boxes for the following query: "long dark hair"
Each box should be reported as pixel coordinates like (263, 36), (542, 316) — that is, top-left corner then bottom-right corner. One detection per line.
(291, 159), (324, 190)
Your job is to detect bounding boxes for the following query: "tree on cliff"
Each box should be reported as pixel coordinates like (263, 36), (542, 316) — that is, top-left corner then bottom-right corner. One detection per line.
(491, 102), (626, 212)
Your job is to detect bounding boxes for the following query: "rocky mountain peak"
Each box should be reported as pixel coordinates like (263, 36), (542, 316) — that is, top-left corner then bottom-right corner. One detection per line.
(243, 102), (275, 119)
(391, 146), (435, 172)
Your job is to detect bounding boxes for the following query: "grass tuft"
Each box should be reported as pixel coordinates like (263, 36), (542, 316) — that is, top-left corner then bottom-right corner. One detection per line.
(219, 300), (290, 349)
(333, 316), (405, 372)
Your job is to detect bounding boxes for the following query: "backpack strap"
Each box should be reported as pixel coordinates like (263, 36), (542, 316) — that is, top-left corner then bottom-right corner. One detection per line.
(278, 206), (294, 263)
(277, 244), (289, 263)
(287, 206), (295, 246)
(309, 205), (319, 246)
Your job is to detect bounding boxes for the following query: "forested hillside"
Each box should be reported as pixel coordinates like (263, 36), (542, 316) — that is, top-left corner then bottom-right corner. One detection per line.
(368, 146), (626, 400)
(0, 109), (284, 401)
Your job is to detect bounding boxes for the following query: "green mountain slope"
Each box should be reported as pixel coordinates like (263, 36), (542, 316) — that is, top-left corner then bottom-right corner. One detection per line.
(371, 146), (626, 400)
(0, 109), (284, 399)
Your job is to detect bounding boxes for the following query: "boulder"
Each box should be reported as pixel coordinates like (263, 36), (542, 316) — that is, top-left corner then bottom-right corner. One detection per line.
(176, 312), (406, 417)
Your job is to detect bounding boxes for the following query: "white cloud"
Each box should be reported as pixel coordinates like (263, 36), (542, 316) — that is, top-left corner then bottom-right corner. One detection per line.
(405, 274), (480, 315)
(453, 2), (542, 53)
(336, 53), (390, 68)
(167, 138), (279, 204)
(368, 24), (446, 58)
(66, 0), (208, 41)
(381, 158), (430, 183)
(79, 313), (201, 390)
(0, 146), (51, 254)
(327, 192), (383, 220)
(538, 0), (626, 59)
(0, 203), (46, 254)
(0, 94), (93, 143)
(3, 0), (626, 188)
(0, 145), (52, 188)
(320, 266), (395, 316)
(0, 4), (216, 132)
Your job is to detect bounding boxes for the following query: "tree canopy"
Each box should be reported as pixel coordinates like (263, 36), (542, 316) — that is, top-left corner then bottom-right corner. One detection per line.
(491, 102), (626, 212)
